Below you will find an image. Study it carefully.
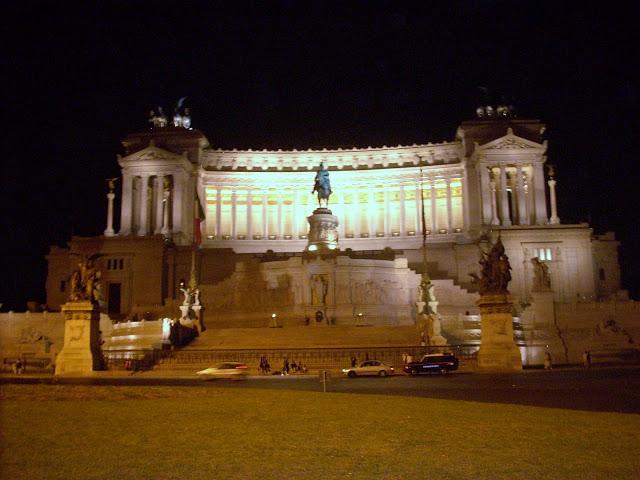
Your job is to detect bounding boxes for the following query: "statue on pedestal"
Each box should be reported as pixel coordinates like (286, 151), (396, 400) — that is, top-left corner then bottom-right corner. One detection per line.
(312, 162), (332, 208)
(106, 177), (118, 193)
(180, 286), (191, 306)
(477, 238), (512, 296)
(531, 257), (551, 291)
(311, 275), (329, 305)
(69, 254), (102, 304)
(475, 238), (521, 371)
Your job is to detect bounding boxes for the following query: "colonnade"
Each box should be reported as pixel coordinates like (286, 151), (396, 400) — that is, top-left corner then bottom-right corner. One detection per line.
(480, 163), (548, 226)
(204, 175), (465, 241)
(118, 173), (182, 236)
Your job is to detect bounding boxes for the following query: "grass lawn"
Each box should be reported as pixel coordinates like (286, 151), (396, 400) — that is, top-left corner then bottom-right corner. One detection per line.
(1, 384), (639, 480)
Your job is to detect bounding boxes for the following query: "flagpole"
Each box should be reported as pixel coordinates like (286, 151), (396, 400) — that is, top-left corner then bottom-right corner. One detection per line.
(419, 165), (432, 309)
(189, 197), (199, 291)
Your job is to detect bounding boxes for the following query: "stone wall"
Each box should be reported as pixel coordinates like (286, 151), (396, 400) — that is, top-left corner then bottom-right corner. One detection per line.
(520, 298), (640, 365)
(0, 311), (111, 369)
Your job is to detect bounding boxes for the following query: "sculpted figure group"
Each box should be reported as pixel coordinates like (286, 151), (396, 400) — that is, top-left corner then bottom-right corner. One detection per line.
(148, 98), (191, 129)
(69, 256), (102, 304)
(476, 238), (512, 296)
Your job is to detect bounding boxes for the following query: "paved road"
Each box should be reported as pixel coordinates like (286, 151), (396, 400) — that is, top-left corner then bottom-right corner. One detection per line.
(214, 367), (640, 413)
(4, 366), (640, 413)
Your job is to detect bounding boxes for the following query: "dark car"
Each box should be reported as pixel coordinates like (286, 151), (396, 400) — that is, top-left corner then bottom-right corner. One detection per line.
(403, 353), (459, 375)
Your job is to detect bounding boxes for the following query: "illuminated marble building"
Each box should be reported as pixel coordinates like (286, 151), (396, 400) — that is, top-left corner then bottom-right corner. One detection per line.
(46, 114), (623, 322)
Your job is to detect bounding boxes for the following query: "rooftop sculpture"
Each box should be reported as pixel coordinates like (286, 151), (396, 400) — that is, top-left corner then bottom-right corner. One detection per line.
(148, 98), (191, 129)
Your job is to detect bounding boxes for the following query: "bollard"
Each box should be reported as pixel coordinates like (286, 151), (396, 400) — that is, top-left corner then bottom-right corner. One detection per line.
(320, 369), (329, 392)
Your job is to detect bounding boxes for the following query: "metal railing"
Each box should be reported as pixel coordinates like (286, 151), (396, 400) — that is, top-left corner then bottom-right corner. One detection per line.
(104, 344), (480, 373)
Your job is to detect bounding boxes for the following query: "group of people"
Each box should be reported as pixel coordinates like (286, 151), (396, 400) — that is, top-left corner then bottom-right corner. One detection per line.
(258, 356), (271, 375)
(259, 356), (308, 375)
(281, 357), (307, 375)
(11, 358), (24, 374)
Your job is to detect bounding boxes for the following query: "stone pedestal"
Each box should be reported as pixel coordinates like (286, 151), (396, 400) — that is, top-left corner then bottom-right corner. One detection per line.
(530, 291), (555, 327)
(477, 294), (522, 371)
(55, 301), (102, 376)
(306, 208), (339, 252)
(192, 305), (203, 334)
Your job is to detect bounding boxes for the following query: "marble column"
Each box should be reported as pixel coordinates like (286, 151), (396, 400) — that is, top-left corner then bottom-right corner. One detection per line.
(490, 176), (500, 226)
(384, 189), (390, 236)
(480, 165), (495, 225)
(262, 192), (268, 238)
(480, 165), (492, 225)
(161, 188), (171, 236)
(231, 190), (238, 238)
(548, 178), (560, 224)
(292, 190), (300, 237)
(461, 170), (470, 231)
(104, 192), (115, 237)
(277, 192), (283, 239)
(355, 188), (362, 237)
(368, 191), (375, 236)
(533, 163), (547, 225)
(172, 173), (184, 234)
(446, 177), (453, 233)
(399, 185), (406, 236)
(516, 165), (528, 225)
(119, 173), (132, 235)
(430, 178), (437, 233)
(215, 188), (222, 238)
(247, 191), (253, 239)
(154, 176), (164, 234)
(415, 184), (421, 234)
(138, 174), (150, 236)
(499, 166), (511, 226)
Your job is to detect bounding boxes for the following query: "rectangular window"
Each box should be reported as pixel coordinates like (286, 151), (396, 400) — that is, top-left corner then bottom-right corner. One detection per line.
(535, 248), (553, 261)
(60, 280), (66, 292)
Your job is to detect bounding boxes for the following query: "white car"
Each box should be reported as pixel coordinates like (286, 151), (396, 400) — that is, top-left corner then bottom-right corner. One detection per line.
(196, 362), (249, 379)
(342, 360), (395, 378)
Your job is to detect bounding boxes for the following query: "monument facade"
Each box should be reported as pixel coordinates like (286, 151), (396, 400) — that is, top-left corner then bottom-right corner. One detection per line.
(39, 107), (637, 367)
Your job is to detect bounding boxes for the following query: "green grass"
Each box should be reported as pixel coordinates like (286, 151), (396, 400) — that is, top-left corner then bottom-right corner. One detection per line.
(1, 384), (639, 479)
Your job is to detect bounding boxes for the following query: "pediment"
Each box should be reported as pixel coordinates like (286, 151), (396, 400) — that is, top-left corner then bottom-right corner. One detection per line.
(477, 128), (546, 152)
(118, 145), (190, 168)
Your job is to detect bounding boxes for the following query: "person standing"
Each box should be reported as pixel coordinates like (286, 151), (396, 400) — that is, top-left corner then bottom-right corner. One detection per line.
(544, 351), (553, 370)
(583, 350), (592, 368)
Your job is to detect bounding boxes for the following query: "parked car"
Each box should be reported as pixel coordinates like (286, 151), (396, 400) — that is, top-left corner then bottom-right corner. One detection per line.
(196, 362), (249, 379)
(403, 353), (459, 375)
(342, 360), (395, 378)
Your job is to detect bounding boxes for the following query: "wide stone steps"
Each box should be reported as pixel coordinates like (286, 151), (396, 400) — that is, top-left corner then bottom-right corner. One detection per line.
(150, 325), (476, 374)
(185, 325), (421, 350)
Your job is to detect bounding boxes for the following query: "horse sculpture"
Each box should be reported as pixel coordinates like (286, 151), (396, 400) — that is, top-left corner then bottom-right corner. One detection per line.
(312, 162), (332, 208)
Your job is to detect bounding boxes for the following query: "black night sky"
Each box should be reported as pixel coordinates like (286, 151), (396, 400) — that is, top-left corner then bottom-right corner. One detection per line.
(2, 1), (639, 309)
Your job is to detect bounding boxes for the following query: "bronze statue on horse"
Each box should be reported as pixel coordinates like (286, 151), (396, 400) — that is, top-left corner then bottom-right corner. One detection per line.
(312, 162), (332, 208)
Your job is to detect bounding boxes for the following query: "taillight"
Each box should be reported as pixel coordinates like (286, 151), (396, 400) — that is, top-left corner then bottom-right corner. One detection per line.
(235, 365), (248, 369)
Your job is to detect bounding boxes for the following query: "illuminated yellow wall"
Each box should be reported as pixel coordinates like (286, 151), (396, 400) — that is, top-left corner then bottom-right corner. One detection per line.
(204, 175), (464, 240)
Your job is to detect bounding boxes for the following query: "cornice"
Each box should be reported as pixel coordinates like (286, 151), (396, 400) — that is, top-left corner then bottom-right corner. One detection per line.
(201, 142), (463, 171)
